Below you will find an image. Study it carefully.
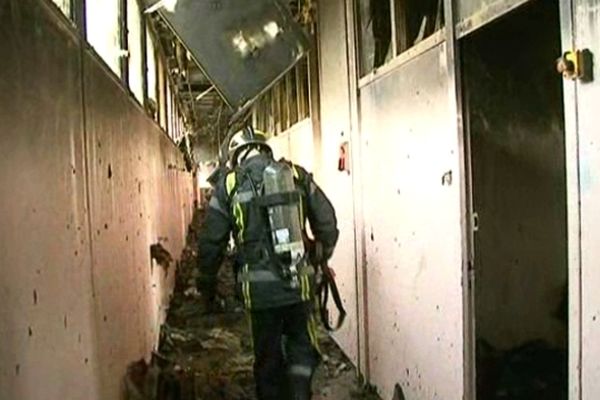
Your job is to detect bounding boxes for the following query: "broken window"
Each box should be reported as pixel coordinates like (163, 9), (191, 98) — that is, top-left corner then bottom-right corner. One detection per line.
(86, 0), (122, 75)
(356, 0), (393, 75)
(179, 117), (186, 140)
(265, 91), (275, 134)
(158, 57), (167, 130)
(127, 0), (144, 104)
(166, 83), (172, 136)
(51, 0), (71, 18)
(280, 79), (290, 132)
(251, 56), (311, 135)
(171, 99), (178, 139)
(145, 28), (159, 120)
(393, 0), (444, 54)
(356, 0), (444, 76)
(252, 99), (261, 132)
(258, 96), (271, 132)
(297, 58), (310, 121)
(272, 82), (282, 134)
(288, 68), (299, 126)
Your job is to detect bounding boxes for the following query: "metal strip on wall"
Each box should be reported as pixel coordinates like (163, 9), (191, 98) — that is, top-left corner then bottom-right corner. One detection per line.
(456, 0), (533, 38)
(445, 0), (475, 397)
(343, 0), (370, 380)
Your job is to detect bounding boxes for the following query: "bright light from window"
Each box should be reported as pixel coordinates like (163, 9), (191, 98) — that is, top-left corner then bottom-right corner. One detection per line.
(145, 0), (179, 14)
(86, 0), (121, 75)
(128, 0), (144, 103)
(51, 0), (71, 17)
(166, 84), (173, 137)
(146, 29), (157, 102)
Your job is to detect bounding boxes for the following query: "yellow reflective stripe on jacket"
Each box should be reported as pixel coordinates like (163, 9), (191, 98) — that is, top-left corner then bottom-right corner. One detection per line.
(307, 312), (321, 355)
(302, 275), (310, 302)
(243, 264), (252, 309)
(226, 171), (245, 242)
(226, 171), (236, 195)
(300, 275), (306, 301)
(226, 172), (251, 309)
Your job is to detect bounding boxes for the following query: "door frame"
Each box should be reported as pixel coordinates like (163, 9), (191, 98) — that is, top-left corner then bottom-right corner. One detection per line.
(453, 0), (582, 398)
(559, 1), (583, 399)
(444, 0), (477, 398)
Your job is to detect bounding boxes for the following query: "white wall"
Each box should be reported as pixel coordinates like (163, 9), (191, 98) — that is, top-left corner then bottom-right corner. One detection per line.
(316, 0), (361, 368)
(0, 3), (195, 399)
(269, 119), (315, 170)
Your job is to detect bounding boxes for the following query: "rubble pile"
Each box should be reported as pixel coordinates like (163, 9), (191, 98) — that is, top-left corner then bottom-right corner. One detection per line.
(477, 339), (567, 400)
(124, 209), (380, 400)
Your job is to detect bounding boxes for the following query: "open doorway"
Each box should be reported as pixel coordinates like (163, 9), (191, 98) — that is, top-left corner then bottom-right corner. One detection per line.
(462, 1), (568, 399)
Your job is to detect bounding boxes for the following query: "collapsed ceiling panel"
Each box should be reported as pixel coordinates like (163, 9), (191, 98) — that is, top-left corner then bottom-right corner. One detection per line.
(144, 0), (310, 111)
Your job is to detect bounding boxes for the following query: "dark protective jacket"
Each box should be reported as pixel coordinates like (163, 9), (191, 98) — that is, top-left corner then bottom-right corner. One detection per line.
(197, 153), (339, 310)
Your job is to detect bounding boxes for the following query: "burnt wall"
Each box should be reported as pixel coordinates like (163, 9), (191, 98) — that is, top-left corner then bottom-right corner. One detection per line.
(0, 1), (194, 399)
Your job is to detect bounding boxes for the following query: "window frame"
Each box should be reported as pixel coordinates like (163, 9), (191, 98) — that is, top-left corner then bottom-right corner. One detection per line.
(354, 0), (446, 78)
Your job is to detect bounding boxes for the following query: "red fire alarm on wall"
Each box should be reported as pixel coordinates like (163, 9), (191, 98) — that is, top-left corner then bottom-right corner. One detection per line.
(338, 141), (350, 174)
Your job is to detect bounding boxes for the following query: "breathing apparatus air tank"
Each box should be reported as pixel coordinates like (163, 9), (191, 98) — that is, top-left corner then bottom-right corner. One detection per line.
(262, 161), (305, 288)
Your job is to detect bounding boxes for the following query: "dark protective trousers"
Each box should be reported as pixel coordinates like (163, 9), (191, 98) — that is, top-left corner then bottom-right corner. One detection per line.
(251, 302), (320, 400)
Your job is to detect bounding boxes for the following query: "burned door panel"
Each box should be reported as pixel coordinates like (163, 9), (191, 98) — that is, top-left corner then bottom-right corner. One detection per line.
(0, 0), (100, 399)
(359, 43), (463, 400)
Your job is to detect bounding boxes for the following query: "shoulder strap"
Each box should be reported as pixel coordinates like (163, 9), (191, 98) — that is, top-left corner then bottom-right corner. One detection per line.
(278, 158), (301, 180)
(225, 170), (237, 198)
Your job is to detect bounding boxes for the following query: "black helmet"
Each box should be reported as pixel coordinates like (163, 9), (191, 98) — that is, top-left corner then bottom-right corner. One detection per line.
(227, 126), (272, 166)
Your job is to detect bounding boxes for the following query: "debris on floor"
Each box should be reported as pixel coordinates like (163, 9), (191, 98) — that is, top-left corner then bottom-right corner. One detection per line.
(477, 338), (567, 400)
(124, 209), (380, 400)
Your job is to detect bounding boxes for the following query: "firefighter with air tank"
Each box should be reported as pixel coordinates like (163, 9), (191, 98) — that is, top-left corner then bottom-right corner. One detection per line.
(196, 126), (339, 400)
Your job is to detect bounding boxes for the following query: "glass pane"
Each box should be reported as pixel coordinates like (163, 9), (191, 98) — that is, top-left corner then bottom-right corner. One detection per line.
(297, 58), (309, 120)
(158, 57), (167, 129)
(146, 29), (158, 103)
(266, 91), (275, 134)
(272, 85), (279, 134)
(280, 79), (289, 131)
(356, 0), (392, 75)
(86, 0), (121, 75)
(255, 97), (267, 132)
(127, 0), (144, 103)
(393, 0), (444, 54)
(166, 84), (173, 137)
(288, 68), (298, 126)
(51, 0), (71, 18)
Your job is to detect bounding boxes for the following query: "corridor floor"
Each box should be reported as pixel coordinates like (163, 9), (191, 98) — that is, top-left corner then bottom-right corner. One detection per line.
(124, 210), (380, 400)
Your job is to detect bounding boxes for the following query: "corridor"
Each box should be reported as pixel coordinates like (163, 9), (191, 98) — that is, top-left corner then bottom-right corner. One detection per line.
(121, 210), (380, 399)
(2, 0), (600, 399)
